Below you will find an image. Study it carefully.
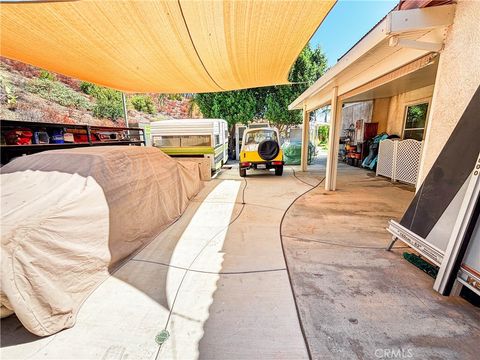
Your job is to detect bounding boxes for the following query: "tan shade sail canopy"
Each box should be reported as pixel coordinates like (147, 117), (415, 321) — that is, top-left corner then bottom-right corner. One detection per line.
(0, 0), (335, 93)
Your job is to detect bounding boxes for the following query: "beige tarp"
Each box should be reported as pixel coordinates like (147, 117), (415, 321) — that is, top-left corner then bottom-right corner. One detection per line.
(0, 0), (335, 93)
(0, 146), (202, 336)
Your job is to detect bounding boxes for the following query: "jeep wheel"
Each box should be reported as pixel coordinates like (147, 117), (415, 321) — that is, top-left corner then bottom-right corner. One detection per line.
(239, 167), (247, 177)
(275, 165), (283, 176)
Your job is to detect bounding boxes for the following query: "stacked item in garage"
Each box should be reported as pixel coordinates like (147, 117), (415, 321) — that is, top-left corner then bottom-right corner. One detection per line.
(342, 121), (379, 168)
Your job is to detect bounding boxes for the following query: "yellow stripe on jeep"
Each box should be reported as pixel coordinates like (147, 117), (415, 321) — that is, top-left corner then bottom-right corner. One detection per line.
(240, 150), (283, 163)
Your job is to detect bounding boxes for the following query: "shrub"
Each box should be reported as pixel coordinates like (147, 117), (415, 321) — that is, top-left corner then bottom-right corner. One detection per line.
(130, 95), (155, 114)
(93, 98), (124, 120)
(91, 87), (123, 120)
(80, 81), (124, 120)
(158, 93), (183, 103)
(92, 88), (123, 120)
(39, 70), (56, 81)
(317, 124), (329, 148)
(167, 93), (183, 101)
(27, 78), (90, 110)
(80, 81), (96, 95)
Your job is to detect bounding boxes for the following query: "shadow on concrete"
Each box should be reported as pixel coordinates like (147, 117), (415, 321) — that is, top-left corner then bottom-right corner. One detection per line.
(0, 180), (221, 349)
(0, 315), (42, 347)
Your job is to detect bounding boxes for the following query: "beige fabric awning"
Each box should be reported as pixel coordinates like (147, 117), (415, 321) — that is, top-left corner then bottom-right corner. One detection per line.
(0, 0), (335, 93)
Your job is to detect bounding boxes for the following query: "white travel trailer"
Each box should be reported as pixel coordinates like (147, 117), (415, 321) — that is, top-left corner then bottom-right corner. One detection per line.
(150, 119), (228, 171)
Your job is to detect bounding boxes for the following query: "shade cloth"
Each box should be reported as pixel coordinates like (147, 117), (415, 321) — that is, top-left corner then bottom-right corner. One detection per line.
(0, 146), (202, 336)
(0, 0), (335, 93)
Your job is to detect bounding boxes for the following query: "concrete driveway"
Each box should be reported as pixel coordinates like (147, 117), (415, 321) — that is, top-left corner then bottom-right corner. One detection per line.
(2, 159), (479, 360)
(1, 164), (323, 360)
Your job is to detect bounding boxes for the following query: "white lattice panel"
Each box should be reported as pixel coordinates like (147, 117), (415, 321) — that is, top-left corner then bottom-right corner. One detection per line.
(376, 139), (396, 179)
(395, 139), (423, 185)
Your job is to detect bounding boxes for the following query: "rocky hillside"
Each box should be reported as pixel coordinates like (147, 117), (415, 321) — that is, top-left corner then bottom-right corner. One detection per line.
(0, 58), (201, 127)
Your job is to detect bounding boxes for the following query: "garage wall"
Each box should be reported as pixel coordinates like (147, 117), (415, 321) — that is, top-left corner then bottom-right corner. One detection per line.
(341, 101), (373, 142)
(418, 0), (480, 186)
(385, 85), (434, 137)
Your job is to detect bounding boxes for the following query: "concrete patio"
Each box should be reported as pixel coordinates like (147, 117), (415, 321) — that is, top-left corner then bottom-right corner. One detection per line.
(283, 160), (480, 359)
(1, 157), (479, 360)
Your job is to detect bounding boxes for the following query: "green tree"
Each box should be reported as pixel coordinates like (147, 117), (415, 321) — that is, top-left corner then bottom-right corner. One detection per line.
(265, 44), (327, 131)
(195, 89), (257, 126)
(195, 89), (257, 155)
(317, 124), (329, 148)
(195, 44), (327, 132)
(264, 86), (298, 133)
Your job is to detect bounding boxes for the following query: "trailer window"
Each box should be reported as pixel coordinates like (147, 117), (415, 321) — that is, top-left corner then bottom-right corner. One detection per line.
(181, 135), (211, 147)
(153, 136), (180, 147)
(153, 135), (211, 147)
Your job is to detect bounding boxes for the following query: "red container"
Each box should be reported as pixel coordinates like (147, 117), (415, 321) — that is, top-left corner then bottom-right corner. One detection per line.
(4, 129), (33, 145)
(73, 133), (96, 143)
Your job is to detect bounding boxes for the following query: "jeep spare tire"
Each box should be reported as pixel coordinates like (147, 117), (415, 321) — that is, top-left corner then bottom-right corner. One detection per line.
(258, 140), (279, 161)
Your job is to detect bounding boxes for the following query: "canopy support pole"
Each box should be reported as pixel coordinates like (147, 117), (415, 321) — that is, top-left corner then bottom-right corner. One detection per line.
(122, 93), (129, 127)
(300, 102), (309, 172)
(325, 87), (341, 191)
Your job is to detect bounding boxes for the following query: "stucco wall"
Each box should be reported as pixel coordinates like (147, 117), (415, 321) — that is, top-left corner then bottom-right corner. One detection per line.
(372, 98), (390, 134)
(418, 0), (480, 185)
(385, 85), (434, 137)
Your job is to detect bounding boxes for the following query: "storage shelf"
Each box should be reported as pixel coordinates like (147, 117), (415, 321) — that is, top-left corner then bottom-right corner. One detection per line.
(1, 119), (146, 165)
(90, 140), (145, 145)
(1, 143), (90, 148)
(1, 141), (144, 149)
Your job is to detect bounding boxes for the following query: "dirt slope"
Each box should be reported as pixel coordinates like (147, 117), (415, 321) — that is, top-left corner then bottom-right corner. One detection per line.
(0, 58), (200, 127)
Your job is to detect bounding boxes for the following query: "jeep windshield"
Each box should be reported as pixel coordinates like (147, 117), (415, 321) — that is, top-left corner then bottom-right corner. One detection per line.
(244, 129), (278, 151)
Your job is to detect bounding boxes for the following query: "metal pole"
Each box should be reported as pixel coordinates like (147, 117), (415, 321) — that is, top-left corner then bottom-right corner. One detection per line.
(122, 93), (129, 128)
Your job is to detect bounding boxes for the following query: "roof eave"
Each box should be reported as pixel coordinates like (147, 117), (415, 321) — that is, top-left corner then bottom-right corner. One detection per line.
(289, 4), (455, 111)
(288, 14), (390, 110)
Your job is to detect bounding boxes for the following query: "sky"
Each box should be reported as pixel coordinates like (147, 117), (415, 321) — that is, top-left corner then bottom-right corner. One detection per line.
(309, 0), (398, 67)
